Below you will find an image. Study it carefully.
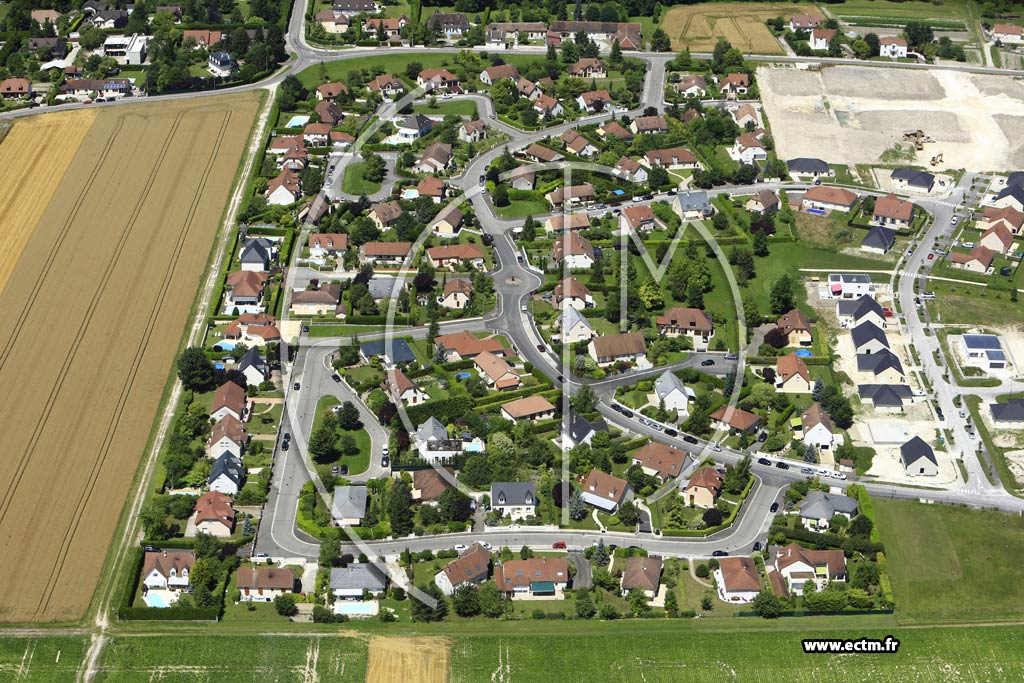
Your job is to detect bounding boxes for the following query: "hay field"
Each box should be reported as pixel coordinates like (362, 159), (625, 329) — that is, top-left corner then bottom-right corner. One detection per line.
(366, 637), (448, 683)
(0, 91), (259, 622)
(0, 110), (95, 295)
(661, 3), (816, 54)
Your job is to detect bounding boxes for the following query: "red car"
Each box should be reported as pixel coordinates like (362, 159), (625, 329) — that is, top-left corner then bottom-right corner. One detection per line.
(883, 307), (893, 318)
(927, 253), (934, 260)
(551, 541), (567, 549)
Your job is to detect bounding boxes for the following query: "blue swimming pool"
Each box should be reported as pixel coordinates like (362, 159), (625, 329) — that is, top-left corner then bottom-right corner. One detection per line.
(144, 593), (168, 608)
(455, 372), (471, 379)
(285, 114), (310, 128)
(795, 349), (812, 358)
(333, 601), (377, 616)
(214, 341), (236, 351)
(214, 363), (225, 370)
(806, 208), (826, 216)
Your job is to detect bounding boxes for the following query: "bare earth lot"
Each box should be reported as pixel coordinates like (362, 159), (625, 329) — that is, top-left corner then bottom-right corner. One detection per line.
(367, 637), (449, 683)
(661, 3), (816, 54)
(758, 65), (1024, 171)
(0, 92), (259, 622)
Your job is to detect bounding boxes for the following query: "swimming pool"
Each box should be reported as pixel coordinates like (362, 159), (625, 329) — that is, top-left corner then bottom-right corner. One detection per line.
(333, 601), (378, 616)
(795, 349), (812, 358)
(214, 341), (236, 351)
(806, 208), (826, 216)
(144, 593), (168, 608)
(285, 114), (310, 128)
(455, 372), (471, 379)
(465, 442), (483, 452)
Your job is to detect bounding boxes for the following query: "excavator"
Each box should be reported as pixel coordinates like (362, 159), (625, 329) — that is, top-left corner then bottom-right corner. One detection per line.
(930, 152), (944, 166)
(902, 129), (935, 151)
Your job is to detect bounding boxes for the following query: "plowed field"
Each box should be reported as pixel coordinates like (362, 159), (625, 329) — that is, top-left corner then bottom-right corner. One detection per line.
(366, 637), (448, 683)
(0, 92), (259, 622)
(661, 4), (817, 54)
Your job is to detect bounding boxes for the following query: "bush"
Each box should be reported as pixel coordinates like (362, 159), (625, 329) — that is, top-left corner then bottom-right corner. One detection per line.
(274, 593), (298, 617)
(695, 564), (710, 579)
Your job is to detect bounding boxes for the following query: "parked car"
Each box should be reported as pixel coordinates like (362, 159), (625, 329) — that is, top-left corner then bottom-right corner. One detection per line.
(331, 465), (340, 474)
(800, 467), (814, 474)
(712, 443), (723, 452)
(701, 359), (715, 366)
(757, 431), (768, 442)
(537, 344), (546, 352)
(757, 457), (771, 466)
(621, 408), (634, 418)
(302, 325), (309, 333)
(454, 544), (468, 552)
(332, 373), (341, 382)
(552, 541), (567, 549)
(775, 461), (790, 470)
(831, 472), (848, 480)
(339, 465), (348, 475)
(724, 353), (738, 360)
(282, 441), (290, 451)
(883, 308), (893, 317)
(381, 456), (390, 467)
(752, 541), (762, 552)
(293, 382), (300, 390)
(927, 253), (934, 260)
(922, 291), (936, 300)
(712, 550), (729, 557)
(480, 542), (493, 550)
(951, 216), (960, 225)
(683, 434), (698, 444)
(770, 502), (779, 513)
(144, 545), (161, 552)
(664, 428), (678, 437)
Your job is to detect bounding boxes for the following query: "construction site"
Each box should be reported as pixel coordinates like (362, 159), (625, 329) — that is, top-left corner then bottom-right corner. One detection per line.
(757, 64), (1024, 171)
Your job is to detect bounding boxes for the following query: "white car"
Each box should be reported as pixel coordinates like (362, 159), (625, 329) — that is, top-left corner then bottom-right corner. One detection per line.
(454, 544), (468, 552)
(382, 445), (390, 456)
(816, 468), (831, 477)
(711, 443), (723, 452)
(830, 471), (847, 480)
(951, 216), (959, 225)
(480, 541), (493, 550)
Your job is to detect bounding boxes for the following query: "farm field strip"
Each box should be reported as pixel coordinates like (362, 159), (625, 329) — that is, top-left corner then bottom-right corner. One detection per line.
(0, 110), (95, 296)
(367, 636), (449, 683)
(660, 4), (817, 54)
(0, 92), (259, 623)
(0, 636), (88, 682)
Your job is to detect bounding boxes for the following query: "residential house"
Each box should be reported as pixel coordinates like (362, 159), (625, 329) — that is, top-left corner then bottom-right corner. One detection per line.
(991, 398), (1024, 424)
(900, 436), (939, 476)
(851, 321), (890, 355)
(746, 189), (779, 214)
(774, 543), (846, 595)
(630, 115), (668, 134)
(873, 193), (914, 228)
(224, 270), (268, 312)
(718, 73), (749, 96)
(674, 74), (707, 97)
(266, 169), (302, 205)
(861, 226), (897, 254)
(490, 482), (536, 520)
(500, 395), (555, 422)
(731, 103), (761, 128)
(494, 557), (569, 599)
(552, 232), (596, 269)
(367, 74), (404, 98)
(431, 204), (464, 236)
(331, 564), (388, 599)
(303, 122), (331, 147)
(438, 277), (473, 309)
(358, 338), (416, 364)
(223, 312), (280, 346)
(364, 16), (408, 39)
(544, 212), (590, 234)
(858, 383), (913, 411)
(209, 415), (248, 459)
(950, 245), (995, 273)
(315, 9), (349, 33)
(397, 113), (433, 142)
(576, 89), (612, 113)
(598, 121), (633, 141)
(193, 491), (235, 537)
(879, 35), (908, 57)
(615, 156), (648, 184)
(516, 78), (541, 100)
(561, 408), (606, 449)
(776, 308), (813, 346)
(632, 441), (690, 482)
(715, 557), (760, 603)
(415, 141), (453, 174)
(480, 63), (519, 85)
(211, 381), (246, 422)
(290, 283), (341, 316)
(360, 241), (412, 265)
(580, 469), (633, 512)
(681, 466), (723, 508)
(776, 353), (812, 393)
(730, 131), (767, 164)
(891, 168), (935, 193)
(411, 466), (452, 502)
(857, 349), (906, 383)
(0, 78), (31, 99)
(208, 452), (244, 496)
(980, 224), (1015, 255)
(417, 176), (446, 204)
(484, 22), (547, 47)
(992, 23), (1023, 43)
(237, 347), (270, 386)
(207, 51), (237, 78)
(645, 147), (699, 170)
(475, 351), (521, 390)
(435, 544), (491, 596)
(182, 28), (224, 48)
(331, 485), (368, 526)
(523, 143), (564, 163)
(801, 186), (858, 213)
(316, 81), (348, 101)
(656, 307), (714, 349)
(308, 233), (348, 263)
(60, 78), (132, 99)
(545, 20), (642, 48)
(799, 491), (858, 531)
(801, 404), (836, 450)
(382, 367), (427, 405)
(789, 13), (822, 31)
(532, 93), (564, 118)
(827, 273), (875, 299)
(414, 418), (462, 463)
(558, 306), (596, 344)
(786, 157), (832, 179)
(553, 277), (594, 309)
(810, 28), (837, 50)
(369, 201), (402, 231)
(417, 68), (460, 92)
(426, 12), (471, 40)
(652, 370), (695, 415)
(92, 9), (129, 28)
(959, 334), (1010, 371)
(569, 58), (606, 78)
(620, 204), (655, 233)
(676, 190), (713, 220)
(459, 119), (487, 143)
(710, 406), (761, 433)
(142, 550), (194, 591)
(561, 128), (599, 157)
(236, 566), (294, 602)
(621, 556), (663, 599)
(433, 331), (508, 361)
(588, 332), (648, 367)
(332, 0), (382, 16)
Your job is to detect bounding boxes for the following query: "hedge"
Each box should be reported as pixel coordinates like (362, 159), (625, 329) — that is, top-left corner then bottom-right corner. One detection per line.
(404, 395), (476, 425)
(847, 484), (881, 543)
(118, 606), (220, 621)
(780, 526), (885, 557)
(660, 475), (753, 536)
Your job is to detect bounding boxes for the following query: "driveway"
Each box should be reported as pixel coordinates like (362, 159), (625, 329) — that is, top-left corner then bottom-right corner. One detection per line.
(568, 551), (592, 590)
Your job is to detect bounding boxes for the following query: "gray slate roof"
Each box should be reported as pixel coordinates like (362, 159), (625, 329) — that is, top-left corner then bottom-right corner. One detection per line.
(800, 491), (858, 520)
(654, 370), (695, 403)
(490, 482), (536, 507)
(359, 338), (415, 363)
(209, 452), (244, 486)
(565, 408), (606, 443)
(862, 226), (896, 251)
(858, 384), (913, 407)
(332, 486), (368, 520)
(851, 321), (890, 350)
(787, 158), (829, 173)
(857, 349), (904, 376)
(837, 295), (884, 321)
(891, 168), (935, 189)
(240, 237), (275, 265)
(238, 347), (269, 378)
(992, 399), (1024, 423)
(416, 417), (449, 443)
(899, 436), (937, 467)
(677, 190), (711, 215)
(996, 184), (1024, 205)
(330, 564), (388, 592)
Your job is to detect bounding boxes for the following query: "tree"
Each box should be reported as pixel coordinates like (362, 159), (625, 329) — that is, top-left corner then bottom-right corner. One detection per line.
(769, 275), (795, 314)
(664, 587), (679, 614)
(177, 347), (213, 391)
(752, 589), (784, 618)
(811, 378), (824, 401)
(723, 455), (751, 494)
(362, 152), (387, 183)
(452, 584), (481, 616)
(438, 487), (472, 523)
(308, 422), (338, 464)
(478, 582), (504, 617)
(702, 507), (724, 527)
(319, 532), (341, 567)
(388, 479), (415, 536)
(411, 582), (448, 621)
(700, 592), (714, 609)
(628, 587), (649, 616)
(338, 433), (358, 455)
(274, 593), (299, 617)
(609, 38), (623, 64)
(493, 184), (509, 207)
(753, 229), (769, 257)
(572, 384), (597, 413)
(650, 28), (671, 52)
(591, 540), (610, 567)
(904, 20), (934, 48)
(521, 214), (537, 241)
(336, 401), (361, 430)
(852, 38), (871, 60)
(617, 501), (640, 526)
(575, 590), (597, 618)
(804, 443), (817, 463)
(850, 514), (874, 538)
(568, 489), (587, 521)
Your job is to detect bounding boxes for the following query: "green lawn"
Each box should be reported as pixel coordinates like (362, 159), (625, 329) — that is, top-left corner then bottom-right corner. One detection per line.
(313, 396), (372, 475)
(413, 99), (478, 117)
(495, 199), (550, 217)
(0, 636), (88, 682)
(876, 499), (1024, 624)
(829, 0), (969, 27)
(342, 161), (383, 196)
(95, 635), (368, 682)
(924, 282), (1024, 328)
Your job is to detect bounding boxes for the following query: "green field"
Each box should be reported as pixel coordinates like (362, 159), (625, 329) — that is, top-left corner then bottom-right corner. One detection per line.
(449, 624), (1024, 681)
(0, 636), (88, 682)
(877, 499), (1024, 624)
(413, 100), (479, 117)
(94, 635), (367, 681)
(924, 281), (1024, 328)
(494, 198), (550, 217)
(342, 161), (383, 196)
(830, 0), (970, 28)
